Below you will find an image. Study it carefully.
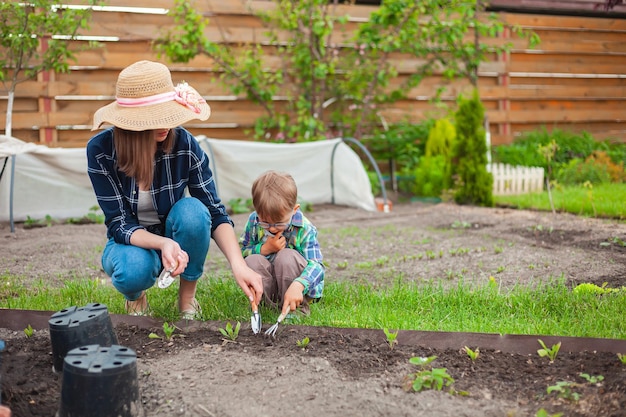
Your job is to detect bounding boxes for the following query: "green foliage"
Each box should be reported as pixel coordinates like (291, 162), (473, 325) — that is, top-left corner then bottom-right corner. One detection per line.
(219, 321), (241, 341)
(411, 155), (448, 197)
(618, 353), (626, 365)
(0, 1), (97, 83)
(4, 273), (626, 339)
(492, 128), (626, 180)
(557, 158), (612, 185)
(556, 151), (625, 185)
(383, 328), (399, 350)
(0, 1), (99, 134)
(573, 282), (623, 295)
(364, 120), (431, 175)
(546, 373), (603, 403)
(410, 118), (457, 197)
(579, 373), (603, 384)
(463, 346), (480, 361)
(452, 91), (493, 206)
(24, 214), (54, 228)
(66, 206), (105, 225)
(156, 0), (535, 142)
(536, 409), (563, 417)
(547, 380), (580, 402)
(537, 339), (561, 362)
(426, 119), (456, 158)
(23, 324), (34, 338)
(296, 336), (310, 349)
(228, 198), (254, 214)
(406, 356), (455, 392)
(163, 322), (176, 340)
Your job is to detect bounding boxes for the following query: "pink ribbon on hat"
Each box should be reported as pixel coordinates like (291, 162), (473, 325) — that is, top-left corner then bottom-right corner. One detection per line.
(116, 82), (205, 114)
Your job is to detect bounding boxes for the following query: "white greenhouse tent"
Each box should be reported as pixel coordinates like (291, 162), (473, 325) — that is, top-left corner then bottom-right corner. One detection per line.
(0, 135), (378, 231)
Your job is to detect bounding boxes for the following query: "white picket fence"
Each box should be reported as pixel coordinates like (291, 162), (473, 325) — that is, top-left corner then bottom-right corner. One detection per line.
(489, 163), (545, 195)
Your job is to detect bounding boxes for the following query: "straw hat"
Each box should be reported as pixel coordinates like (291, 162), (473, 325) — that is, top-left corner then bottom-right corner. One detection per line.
(92, 60), (210, 131)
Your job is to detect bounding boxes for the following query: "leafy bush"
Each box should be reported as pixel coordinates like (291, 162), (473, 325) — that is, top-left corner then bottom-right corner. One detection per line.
(425, 119), (456, 158)
(411, 155), (448, 197)
(364, 120), (431, 172)
(492, 128), (626, 173)
(408, 118), (456, 198)
(556, 151), (625, 185)
(556, 159), (611, 185)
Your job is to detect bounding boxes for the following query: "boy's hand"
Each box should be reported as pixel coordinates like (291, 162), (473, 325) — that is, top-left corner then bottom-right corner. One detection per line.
(282, 281), (305, 314)
(261, 230), (287, 255)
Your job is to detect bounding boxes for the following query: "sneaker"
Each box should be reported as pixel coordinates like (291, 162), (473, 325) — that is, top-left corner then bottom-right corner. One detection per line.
(181, 298), (202, 320)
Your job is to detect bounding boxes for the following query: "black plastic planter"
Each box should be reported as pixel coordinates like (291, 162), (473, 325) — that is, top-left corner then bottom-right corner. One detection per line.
(58, 344), (140, 417)
(48, 303), (118, 372)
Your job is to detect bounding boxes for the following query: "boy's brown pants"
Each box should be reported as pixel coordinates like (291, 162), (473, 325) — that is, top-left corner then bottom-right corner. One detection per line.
(244, 248), (310, 315)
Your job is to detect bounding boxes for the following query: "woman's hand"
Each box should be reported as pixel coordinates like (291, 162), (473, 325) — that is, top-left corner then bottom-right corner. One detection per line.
(160, 238), (188, 277)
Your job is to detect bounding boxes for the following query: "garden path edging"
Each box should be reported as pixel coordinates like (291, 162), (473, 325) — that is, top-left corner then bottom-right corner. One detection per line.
(2, 308), (625, 356)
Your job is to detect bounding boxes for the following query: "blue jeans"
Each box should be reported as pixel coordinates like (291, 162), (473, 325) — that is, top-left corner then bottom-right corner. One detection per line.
(102, 198), (211, 301)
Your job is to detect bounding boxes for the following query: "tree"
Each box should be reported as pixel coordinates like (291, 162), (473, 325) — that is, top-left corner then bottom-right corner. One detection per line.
(0, 0), (97, 137)
(156, 0), (538, 143)
(452, 90), (493, 206)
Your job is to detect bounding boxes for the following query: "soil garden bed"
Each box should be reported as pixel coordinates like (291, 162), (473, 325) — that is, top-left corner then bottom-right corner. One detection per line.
(1, 202), (626, 416)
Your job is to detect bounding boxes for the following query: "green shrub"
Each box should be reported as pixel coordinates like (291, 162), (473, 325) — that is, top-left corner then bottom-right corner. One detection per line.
(425, 118), (456, 158)
(364, 120), (432, 173)
(452, 91), (493, 206)
(411, 155), (448, 197)
(492, 128), (626, 171)
(556, 159), (611, 185)
(408, 118), (456, 198)
(556, 151), (625, 185)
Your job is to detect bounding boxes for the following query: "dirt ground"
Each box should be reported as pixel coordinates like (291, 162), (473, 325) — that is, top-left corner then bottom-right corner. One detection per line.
(1, 202), (626, 417)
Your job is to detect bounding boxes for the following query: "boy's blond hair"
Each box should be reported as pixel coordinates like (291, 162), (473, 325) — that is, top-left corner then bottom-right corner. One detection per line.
(251, 170), (297, 222)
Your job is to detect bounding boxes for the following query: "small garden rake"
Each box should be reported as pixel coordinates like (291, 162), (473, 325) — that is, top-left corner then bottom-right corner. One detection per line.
(264, 311), (288, 337)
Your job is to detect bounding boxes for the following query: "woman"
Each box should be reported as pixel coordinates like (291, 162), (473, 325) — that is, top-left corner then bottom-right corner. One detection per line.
(87, 60), (262, 318)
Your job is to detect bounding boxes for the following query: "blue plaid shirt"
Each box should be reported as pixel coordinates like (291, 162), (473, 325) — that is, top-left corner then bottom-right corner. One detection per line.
(239, 209), (325, 299)
(87, 127), (232, 244)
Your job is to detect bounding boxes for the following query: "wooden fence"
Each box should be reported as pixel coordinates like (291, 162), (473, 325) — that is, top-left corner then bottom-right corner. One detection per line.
(2, 0), (626, 148)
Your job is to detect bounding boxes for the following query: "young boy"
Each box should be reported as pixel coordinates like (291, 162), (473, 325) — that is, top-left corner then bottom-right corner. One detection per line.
(239, 170), (324, 316)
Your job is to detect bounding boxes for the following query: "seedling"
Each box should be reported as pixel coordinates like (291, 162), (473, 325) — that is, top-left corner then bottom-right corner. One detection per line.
(546, 380), (580, 401)
(537, 339), (561, 362)
(163, 322), (176, 340)
(451, 220), (471, 229)
(405, 355), (454, 393)
(463, 346), (480, 361)
(296, 336), (310, 349)
(383, 328), (398, 350)
(579, 373), (603, 384)
(536, 408), (563, 417)
(375, 256), (389, 267)
(219, 321), (241, 341)
(147, 322), (178, 341)
(23, 324), (34, 338)
(618, 353), (626, 365)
